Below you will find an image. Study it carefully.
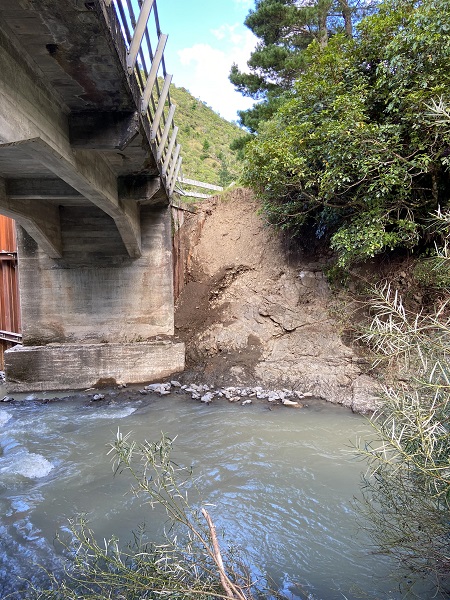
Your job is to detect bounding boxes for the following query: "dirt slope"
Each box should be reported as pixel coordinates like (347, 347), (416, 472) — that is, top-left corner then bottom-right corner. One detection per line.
(175, 188), (378, 413)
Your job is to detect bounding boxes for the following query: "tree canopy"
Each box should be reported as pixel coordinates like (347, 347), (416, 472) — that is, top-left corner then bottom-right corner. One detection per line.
(236, 0), (450, 267)
(230, 0), (377, 131)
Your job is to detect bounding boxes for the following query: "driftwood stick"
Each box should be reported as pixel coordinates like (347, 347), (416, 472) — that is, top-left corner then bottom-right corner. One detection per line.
(201, 507), (248, 600)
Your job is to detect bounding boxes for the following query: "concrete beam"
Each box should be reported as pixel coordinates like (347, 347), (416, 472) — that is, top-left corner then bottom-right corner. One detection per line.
(0, 177), (62, 257)
(6, 177), (83, 201)
(119, 175), (162, 205)
(5, 340), (185, 392)
(2, 138), (142, 258)
(69, 111), (139, 151)
(0, 30), (142, 257)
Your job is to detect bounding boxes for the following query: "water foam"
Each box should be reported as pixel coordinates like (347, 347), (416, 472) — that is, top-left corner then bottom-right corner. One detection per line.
(88, 406), (137, 420)
(10, 451), (54, 479)
(0, 410), (12, 426)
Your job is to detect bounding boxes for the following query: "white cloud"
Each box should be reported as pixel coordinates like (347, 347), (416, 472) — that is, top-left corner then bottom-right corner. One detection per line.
(211, 23), (247, 45)
(175, 24), (257, 122)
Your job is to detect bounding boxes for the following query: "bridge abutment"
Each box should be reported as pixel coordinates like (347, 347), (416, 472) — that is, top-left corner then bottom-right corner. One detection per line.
(5, 205), (185, 391)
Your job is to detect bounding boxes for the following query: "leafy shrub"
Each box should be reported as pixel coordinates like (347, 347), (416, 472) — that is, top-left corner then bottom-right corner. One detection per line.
(357, 280), (450, 595)
(242, 0), (450, 268)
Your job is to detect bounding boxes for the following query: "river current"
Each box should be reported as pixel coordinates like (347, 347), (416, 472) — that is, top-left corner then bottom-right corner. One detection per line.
(0, 390), (437, 599)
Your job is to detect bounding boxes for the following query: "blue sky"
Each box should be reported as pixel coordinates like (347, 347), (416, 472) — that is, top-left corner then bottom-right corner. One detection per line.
(156, 0), (257, 123)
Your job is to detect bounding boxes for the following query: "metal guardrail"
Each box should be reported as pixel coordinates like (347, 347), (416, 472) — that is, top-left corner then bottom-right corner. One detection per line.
(0, 330), (22, 343)
(178, 178), (223, 192)
(100, 0), (183, 197)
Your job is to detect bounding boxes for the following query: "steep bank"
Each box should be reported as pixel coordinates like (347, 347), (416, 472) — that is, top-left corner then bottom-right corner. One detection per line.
(174, 189), (378, 413)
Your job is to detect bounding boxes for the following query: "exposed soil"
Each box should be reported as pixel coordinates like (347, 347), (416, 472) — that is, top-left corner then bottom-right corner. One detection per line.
(174, 188), (379, 413)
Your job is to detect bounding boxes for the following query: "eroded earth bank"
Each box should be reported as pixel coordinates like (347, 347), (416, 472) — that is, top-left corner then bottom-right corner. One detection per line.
(174, 188), (378, 413)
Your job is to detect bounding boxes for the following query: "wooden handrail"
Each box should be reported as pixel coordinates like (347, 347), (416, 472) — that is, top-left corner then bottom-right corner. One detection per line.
(99, 0), (183, 198)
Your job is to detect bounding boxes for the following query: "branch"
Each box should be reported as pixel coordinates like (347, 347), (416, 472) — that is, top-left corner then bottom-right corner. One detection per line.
(202, 508), (248, 600)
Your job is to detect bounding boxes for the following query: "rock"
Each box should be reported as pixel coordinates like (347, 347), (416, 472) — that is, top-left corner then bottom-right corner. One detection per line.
(200, 392), (215, 404)
(145, 383), (171, 395)
(139, 389), (149, 395)
(1, 395), (12, 402)
(92, 394), (105, 401)
(228, 396), (240, 402)
(351, 375), (381, 414)
(223, 387), (239, 399)
(185, 384), (201, 393)
(145, 383), (162, 391)
(170, 380), (182, 387)
(282, 398), (302, 408)
(241, 399), (252, 406)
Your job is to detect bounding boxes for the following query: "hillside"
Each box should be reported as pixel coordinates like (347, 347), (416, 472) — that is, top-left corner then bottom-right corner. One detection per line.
(169, 83), (246, 189)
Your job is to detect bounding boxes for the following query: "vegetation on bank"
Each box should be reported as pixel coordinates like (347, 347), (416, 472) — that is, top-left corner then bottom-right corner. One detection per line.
(25, 433), (275, 600)
(169, 83), (247, 189)
(232, 0), (450, 269)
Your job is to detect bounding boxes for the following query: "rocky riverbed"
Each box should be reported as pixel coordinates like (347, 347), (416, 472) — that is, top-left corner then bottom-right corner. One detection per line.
(0, 378), (315, 410)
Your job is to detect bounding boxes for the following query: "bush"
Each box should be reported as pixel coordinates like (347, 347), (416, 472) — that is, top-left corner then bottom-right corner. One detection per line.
(24, 432), (260, 600)
(242, 0), (450, 268)
(357, 279), (450, 595)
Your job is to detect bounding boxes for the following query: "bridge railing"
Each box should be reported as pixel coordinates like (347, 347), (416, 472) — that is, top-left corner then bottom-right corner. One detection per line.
(100, 0), (182, 197)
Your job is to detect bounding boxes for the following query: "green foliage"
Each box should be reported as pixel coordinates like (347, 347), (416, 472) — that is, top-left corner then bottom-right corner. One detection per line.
(168, 84), (246, 187)
(24, 433), (260, 600)
(230, 0), (376, 131)
(331, 210), (419, 267)
(242, 0), (450, 267)
(357, 279), (450, 594)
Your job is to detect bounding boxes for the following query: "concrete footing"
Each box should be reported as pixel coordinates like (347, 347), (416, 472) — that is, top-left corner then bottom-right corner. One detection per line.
(4, 340), (185, 392)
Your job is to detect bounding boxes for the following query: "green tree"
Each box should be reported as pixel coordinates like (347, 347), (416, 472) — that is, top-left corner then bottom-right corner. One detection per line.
(230, 0), (377, 132)
(241, 0), (450, 267)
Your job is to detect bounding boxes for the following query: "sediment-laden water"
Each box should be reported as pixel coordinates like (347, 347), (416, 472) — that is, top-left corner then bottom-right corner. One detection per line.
(0, 390), (435, 599)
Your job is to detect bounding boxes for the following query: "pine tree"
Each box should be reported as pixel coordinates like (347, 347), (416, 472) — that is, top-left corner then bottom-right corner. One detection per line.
(230, 0), (377, 131)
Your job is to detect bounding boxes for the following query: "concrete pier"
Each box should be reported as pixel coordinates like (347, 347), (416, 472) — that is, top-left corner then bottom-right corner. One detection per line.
(5, 205), (184, 391)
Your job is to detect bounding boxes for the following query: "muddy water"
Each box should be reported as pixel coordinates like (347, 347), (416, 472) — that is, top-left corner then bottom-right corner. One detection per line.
(0, 391), (432, 599)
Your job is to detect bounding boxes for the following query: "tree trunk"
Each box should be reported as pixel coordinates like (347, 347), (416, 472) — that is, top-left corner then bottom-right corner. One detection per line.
(317, 0), (333, 48)
(338, 0), (353, 37)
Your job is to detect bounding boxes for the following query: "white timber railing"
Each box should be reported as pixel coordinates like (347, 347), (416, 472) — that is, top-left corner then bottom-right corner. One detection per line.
(100, 0), (182, 197)
(176, 177), (224, 199)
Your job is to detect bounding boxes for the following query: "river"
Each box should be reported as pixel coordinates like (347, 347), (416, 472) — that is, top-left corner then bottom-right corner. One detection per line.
(0, 389), (437, 599)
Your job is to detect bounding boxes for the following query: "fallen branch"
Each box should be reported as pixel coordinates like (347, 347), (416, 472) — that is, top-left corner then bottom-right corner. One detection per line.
(202, 508), (248, 600)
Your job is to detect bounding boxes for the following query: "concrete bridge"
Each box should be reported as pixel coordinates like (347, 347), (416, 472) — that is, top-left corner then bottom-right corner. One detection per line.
(0, 0), (185, 391)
